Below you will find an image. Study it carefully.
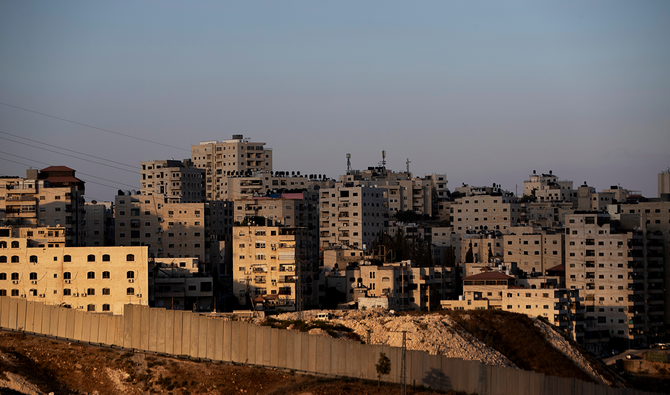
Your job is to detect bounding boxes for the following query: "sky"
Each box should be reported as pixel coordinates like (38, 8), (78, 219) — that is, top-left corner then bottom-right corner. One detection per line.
(1, 1), (669, 202)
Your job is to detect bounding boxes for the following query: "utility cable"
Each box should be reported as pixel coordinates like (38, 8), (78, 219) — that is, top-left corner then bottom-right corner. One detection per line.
(0, 101), (189, 152)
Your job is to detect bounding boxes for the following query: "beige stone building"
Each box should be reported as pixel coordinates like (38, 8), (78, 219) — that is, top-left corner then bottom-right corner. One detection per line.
(0, 237), (148, 315)
(319, 185), (389, 249)
(0, 167), (86, 246)
(232, 225), (312, 310)
(565, 212), (664, 351)
(140, 159), (205, 203)
(82, 201), (114, 247)
(523, 170), (576, 202)
(450, 193), (520, 233)
(503, 228), (564, 275)
(191, 135), (273, 200)
(344, 261), (454, 311)
(659, 169), (670, 198)
(519, 201), (576, 227)
(460, 234), (504, 264)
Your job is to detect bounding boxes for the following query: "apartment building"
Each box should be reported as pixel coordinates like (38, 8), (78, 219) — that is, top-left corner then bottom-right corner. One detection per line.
(82, 201), (114, 247)
(503, 228), (564, 276)
(150, 257), (213, 311)
(523, 170), (576, 202)
(344, 261), (454, 311)
(191, 135), (273, 200)
(232, 225), (312, 310)
(450, 193), (520, 233)
(114, 194), (233, 270)
(319, 185), (388, 249)
(0, 167), (86, 246)
(659, 169), (670, 198)
(140, 159), (205, 203)
(565, 212), (664, 351)
(518, 201), (575, 227)
(442, 286), (584, 342)
(221, 171), (334, 201)
(460, 233), (504, 264)
(0, 237), (148, 315)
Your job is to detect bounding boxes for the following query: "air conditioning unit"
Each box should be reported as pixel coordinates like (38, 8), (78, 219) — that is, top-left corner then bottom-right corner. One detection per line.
(12, 280), (19, 284)
(81, 293), (87, 297)
(31, 280), (37, 285)
(136, 294), (142, 298)
(65, 279), (71, 284)
(39, 294), (45, 298)
(73, 293), (79, 297)
(128, 278), (135, 283)
(20, 294), (26, 298)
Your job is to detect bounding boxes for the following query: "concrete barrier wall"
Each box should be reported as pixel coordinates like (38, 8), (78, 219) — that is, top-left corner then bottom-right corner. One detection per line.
(0, 297), (660, 395)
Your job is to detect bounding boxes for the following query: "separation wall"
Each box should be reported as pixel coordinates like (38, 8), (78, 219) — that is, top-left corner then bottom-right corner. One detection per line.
(0, 297), (658, 395)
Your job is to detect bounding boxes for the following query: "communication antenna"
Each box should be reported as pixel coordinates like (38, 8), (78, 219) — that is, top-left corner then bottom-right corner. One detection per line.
(406, 158), (411, 176)
(381, 150), (386, 167)
(346, 153), (352, 174)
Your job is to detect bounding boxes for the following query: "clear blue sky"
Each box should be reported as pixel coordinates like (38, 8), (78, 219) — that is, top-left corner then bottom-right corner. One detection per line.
(1, 1), (669, 201)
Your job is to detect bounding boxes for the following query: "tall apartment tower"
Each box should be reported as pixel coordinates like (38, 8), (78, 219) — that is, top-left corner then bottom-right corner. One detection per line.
(0, 167), (85, 246)
(191, 135), (273, 200)
(565, 212), (664, 352)
(140, 159), (205, 203)
(319, 185), (388, 249)
(659, 168), (670, 198)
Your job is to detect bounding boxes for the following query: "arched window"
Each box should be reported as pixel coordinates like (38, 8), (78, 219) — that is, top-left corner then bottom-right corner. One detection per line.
(63, 272), (71, 280)
(87, 254), (95, 262)
(0, 256), (6, 263)
(102, 254), (110, 262)
(0, 273), (6, 280)
(87, 304), (95, 312)
(102, 304), (110, 311)
(102, 288), (110, 295)
(30, 255), (38, 263)
(126, 271), (135, 279)
(63, 255), (71, 262)
(0, 290), (5, 296)
(11, 241), (19, 248)
(11, 289), (19, 296)
(126, 287), (134, 295)
(11, 256), (19, 263)
(102, 271), (110, 279)
(11, 273), (19, 280)
(29, 289), (37, 297)
(86, 288), (95, 296)
(126, 254), (134, 262)
(0, 241), (7, 248)
(87, 271), (95, 279)
(29, 272), (37, 280)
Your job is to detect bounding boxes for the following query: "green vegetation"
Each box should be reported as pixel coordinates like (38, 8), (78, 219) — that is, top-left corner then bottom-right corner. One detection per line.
(375, 352), (391, 386)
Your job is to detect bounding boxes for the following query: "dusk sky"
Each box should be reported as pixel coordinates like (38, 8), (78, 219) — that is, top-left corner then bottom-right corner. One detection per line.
(1, 1), (669, 201)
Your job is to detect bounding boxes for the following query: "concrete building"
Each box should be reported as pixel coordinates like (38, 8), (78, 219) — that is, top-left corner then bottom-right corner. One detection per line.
(0, 167), (86, 246)
(503, 228), (564, 276)
(523, 170), (576, 202)
(191, 135), (273, 200)
(659, 168), (670, 198)
(319, 185), (388, 250)
(460, 233), (504, 265)
(114, 194), (233, 271)
(140, 159), (205, 203)
(82, 201), (114, 247)
(0, 237), (148, 315)
(450, 193), (520, 233)
(150, 257), (213, 311)
(344, 261), (454, 311)
(232, 225), (312, 310)
(565, 212), (664, 351)
(519, 201), (576, 227)
(221, 171), (334, 202)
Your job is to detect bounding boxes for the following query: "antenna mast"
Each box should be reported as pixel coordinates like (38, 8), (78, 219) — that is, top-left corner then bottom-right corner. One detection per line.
(346, 153), (351, 174)
(406, 158), (411, 176)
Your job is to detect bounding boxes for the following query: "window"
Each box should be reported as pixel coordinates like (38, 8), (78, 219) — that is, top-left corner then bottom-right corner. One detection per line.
(0, 273), (5, 280)
(87, 304), (96, 312)
(30, 255), (38, 263)
(102, 271), (110, 279)
(11, 273), (19, 280)
(102, 288), (110, 295)
(126, 271), (135, 279)
(126, 287), (135, 295)
(0, 256), (6, 263)
(87, 254), (95, 262)
(102, 304), (110, 311)
(126, 254), (135, 261)
(29, 272), (37, 280)
(87, 271), (95, 279)
(102, 254), (110, 262)
(87, 288), (95, 296)
(64, 272), (71, 280)
(11, 256), (19, 263)
(63, 289), (71, 296)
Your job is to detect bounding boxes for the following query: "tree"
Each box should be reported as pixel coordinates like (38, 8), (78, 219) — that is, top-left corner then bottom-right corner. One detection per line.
(375, 352), (391, 386)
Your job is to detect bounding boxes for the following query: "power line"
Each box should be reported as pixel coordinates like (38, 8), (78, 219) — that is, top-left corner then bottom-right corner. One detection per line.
(0, 130), (137, 170)
(0, 135), (139, 174)
(0, 153), (140, 190)
(0, 101), (189, 152)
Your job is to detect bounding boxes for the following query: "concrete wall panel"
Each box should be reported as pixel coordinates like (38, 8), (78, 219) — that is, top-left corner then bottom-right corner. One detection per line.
(156, 309), (167, 353)
(98, 314), (109, 345)
(173, 311), (183, 355)
(48, 305), (58, 337)
(214, 319), (223, 361)
(123, 305), (133, 348)
(131, 304), (142, 349)
(81, 311), (92, 343)
(32, 302), (43, 334)
(230, 321), (240, 363)
(261, 326), (272, 366)
(182, 312), (193, 357)
(238, 321), (248, 364)
(286, 329), (296, 370)
(222, 321), (232, 362)
(300, 332), (310, 372)
(0, 297), (10, 328)
(315, 336), (325, 374)
(253, 325), (263, 365)
(7, 298), (19, 330)
(24, 301), (35, 333)
(63, 308), (74, 339)
(139, 307), (150, 351)
(73, 310), (84, 341)
(16, 299), (26, 331)
(246, 322), (256, 365)
(195, 315), (207, 359)
(308, 334), (317, 373)
(164, 309), (174, 354)
(206, 318), (216, 360)
(271, 328), (281, 368)
(148, 308), (158, 352)
(89, 314), (99, 343)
